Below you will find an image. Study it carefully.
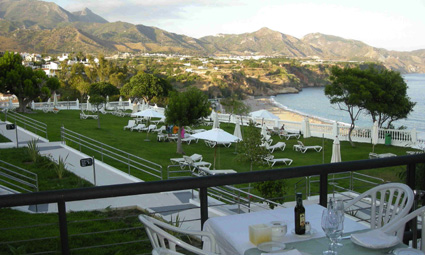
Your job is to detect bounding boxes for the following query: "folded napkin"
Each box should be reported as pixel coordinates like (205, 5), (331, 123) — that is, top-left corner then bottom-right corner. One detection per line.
(261, 249), (302, 255)
(350, 229), (399, 249)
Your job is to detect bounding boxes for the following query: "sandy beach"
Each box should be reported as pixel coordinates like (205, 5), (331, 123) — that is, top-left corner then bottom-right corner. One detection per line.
(244, 97), (330, 125)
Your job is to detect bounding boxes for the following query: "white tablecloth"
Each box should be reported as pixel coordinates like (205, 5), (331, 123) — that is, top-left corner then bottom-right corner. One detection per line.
(203, 204), (368, 255)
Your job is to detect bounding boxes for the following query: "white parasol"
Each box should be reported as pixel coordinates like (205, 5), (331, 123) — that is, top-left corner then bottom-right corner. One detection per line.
(212, 110), (220, 129)
(192, 128), (239, 169)
(332, 121), (339, 137)
(331, 136), (342, 163)
(131, 108), (164, 118)
(371, 121), (379, 152)
(53, 93), (58, 107)
(302, 117), (311, 138)
(249, 109), (279, 120)
(233, 122), (243, 141)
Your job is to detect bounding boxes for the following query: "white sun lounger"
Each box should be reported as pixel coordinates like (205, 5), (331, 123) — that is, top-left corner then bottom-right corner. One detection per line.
(123, 120), (136, 130)
(294, 141), (323, 153)
(278, 131), (301, 140)
(80, 111), (98, 119)
(131, 124), (146, 132)
(182, 135), (199, 144)
(264, 155), (293, 167)
(170, 153), (203, 165)
(181, 156), (212, 170)
(262, 141), (286, 153)
(197, 167), (237, 176)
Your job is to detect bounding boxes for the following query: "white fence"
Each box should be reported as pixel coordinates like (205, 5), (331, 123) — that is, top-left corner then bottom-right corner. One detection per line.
(217, 113), (421, 148)
(10, 99), (422, 148)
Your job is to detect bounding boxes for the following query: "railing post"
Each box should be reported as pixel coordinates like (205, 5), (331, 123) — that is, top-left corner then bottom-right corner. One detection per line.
(406, 163), (416, 190)
(128, 154), (131, 174)
(200, 187), (208, 229)
(319, 172), (328, 207)
(58, 201), (70, 255)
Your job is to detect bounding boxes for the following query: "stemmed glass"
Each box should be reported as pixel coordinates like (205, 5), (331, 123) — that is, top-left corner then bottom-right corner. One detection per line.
(329, 198), (345, 247)
(321, 208), (340, 255)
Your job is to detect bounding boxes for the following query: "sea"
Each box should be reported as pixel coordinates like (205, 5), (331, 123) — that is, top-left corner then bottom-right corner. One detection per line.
(272, 73), (425, 139)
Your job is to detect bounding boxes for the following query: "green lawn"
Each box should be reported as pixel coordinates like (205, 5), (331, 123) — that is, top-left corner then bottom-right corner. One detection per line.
(2, 109), (415, 195)
(0, 109), (419, 254)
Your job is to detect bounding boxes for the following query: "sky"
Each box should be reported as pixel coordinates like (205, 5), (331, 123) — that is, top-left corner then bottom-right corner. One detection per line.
(46, 0), (425, 51)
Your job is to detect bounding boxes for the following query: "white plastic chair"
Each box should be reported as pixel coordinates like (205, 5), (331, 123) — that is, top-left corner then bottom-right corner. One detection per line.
(152, 247), (185, 255)
(139, 215), (218, 255)
(381, 205), (425, 251)
(344, 183), (414, 240)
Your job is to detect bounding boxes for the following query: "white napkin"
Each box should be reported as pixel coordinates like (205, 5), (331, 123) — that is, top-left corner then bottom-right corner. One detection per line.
(350, 229), (399, 249)
(261, 249), (302, 255)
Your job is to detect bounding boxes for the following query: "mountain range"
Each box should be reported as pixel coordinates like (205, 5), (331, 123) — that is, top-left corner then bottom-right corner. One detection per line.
(0, 0), (424, 73)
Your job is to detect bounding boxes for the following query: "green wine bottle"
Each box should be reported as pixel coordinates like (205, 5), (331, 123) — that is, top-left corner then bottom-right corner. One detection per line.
(294, 192), (306, 235)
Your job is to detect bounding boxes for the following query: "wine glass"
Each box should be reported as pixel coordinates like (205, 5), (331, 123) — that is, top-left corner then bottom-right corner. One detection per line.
(321, 208), (340, 255)
(329, 198), (345, 247)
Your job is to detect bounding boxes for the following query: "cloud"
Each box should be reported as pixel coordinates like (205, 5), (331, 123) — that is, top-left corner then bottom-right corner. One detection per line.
(62, 0), (241, 23)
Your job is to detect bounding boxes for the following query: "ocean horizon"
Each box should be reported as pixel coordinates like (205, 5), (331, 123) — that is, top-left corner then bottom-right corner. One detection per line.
(272, 73), (425, 139)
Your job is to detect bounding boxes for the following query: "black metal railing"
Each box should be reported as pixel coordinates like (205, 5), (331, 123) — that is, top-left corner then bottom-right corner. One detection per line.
(0, 154), (424, 254)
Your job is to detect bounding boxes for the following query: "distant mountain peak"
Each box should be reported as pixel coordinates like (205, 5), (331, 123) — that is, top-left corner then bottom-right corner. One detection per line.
(72, 7), (108, 23)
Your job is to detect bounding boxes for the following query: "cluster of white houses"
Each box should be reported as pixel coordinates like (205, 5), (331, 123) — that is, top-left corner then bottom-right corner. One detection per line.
(19, 53), (100, 77)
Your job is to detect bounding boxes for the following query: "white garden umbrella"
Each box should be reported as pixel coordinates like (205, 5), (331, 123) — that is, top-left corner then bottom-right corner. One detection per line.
(332, 121), (339, 137)
(233, 122), (243, 141)
(118, 96), (123, 108)
(8, 98), (13, 109)
(132, 102), (138, 113)
(53, 93), (58, 107)
(233, 122), (243, 154)
(411, 128), (417, 145)
(212, 111), (220, 129)
(371, 121), (379, 152)
(303, 117), (311, 138)
(86, 96), (91, 111)
(131, 109), (164, 118)
(192, 128), (239, 169)
(249, 109), (279, 120)
(132, 109), (165, 141)
(106, 96), (110, 109)
(331, 136), (342, 163)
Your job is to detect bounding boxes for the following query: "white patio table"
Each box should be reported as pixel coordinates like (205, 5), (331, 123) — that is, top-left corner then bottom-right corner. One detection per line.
(203, 204), (407, 255)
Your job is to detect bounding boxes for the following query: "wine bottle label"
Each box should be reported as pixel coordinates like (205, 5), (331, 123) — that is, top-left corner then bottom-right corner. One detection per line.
(300, 213), (305, 227)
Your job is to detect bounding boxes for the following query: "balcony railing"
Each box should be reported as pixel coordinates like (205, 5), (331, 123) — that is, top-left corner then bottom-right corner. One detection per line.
(0, 154), (424, 254)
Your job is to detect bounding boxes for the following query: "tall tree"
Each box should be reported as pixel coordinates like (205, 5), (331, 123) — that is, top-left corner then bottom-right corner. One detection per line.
(220, 95), (250, 125)
(88, 95), (106, 129)
(0, 52), (59, 112)
(165, 87), (211, 154)
(363, 67), (415, 128)
(88, 82), (120, 98)
(121, 72), (172, 104)
(325, 66), (373, 146)
(237, 121), (269, 172)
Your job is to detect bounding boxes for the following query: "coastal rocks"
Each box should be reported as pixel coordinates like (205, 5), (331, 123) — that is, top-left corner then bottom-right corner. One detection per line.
(272, 87), (299, 94)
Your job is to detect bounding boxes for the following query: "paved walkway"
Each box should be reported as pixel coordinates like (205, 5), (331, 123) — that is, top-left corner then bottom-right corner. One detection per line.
(0, 120), (226, 230)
